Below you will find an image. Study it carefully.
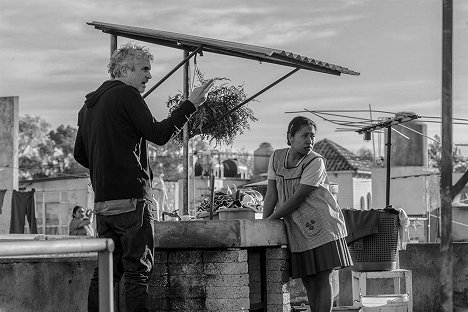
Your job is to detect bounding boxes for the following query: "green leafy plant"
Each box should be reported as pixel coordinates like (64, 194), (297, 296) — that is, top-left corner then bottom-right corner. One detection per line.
(166, 70), (257, 146)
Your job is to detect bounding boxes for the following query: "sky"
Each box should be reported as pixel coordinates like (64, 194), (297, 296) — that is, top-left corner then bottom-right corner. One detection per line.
(1, 0), (467, 157)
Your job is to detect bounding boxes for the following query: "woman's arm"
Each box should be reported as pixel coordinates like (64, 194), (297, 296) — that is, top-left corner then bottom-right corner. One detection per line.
(262, 179), (278, 219)
(268, 184), (317, 219)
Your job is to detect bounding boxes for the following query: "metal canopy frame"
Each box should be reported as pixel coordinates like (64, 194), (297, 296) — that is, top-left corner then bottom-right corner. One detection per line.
(88, 21), (360, 215)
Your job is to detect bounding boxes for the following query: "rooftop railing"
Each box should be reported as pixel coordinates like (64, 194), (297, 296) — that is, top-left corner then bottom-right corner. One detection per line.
(0, 238), (114, 312)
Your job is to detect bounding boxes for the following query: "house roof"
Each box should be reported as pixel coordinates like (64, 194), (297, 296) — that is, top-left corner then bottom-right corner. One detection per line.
(87, 21), (360, 76)
(314, 138), (372, 172)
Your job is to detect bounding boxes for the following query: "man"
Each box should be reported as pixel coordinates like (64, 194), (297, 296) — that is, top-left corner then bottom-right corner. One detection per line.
(74, 43), (213, 312)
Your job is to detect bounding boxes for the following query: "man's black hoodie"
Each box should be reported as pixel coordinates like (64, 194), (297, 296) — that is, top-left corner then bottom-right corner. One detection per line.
(74, 80), (195, 203)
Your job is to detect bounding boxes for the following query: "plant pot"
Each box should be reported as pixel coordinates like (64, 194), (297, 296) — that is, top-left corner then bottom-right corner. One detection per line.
(217, 207), (256, 221)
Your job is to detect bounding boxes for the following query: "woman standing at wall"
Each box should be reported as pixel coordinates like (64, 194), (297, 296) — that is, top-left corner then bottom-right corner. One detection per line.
(263, 116), (352, 312)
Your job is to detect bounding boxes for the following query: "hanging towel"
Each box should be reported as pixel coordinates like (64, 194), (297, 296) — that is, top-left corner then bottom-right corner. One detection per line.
(397, 208), (410, 250)
(0, 189), (6, 214)
(9, 189), (38, 234)
(342, 208), (380, 244)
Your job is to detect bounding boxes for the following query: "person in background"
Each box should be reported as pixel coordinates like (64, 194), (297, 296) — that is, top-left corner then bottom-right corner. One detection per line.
(69, 205), (95, 237)
(73, 42), (213, 312)
(262, 116), (352, 312)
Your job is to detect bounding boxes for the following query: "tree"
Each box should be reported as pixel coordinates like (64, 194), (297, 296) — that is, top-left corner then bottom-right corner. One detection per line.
(428, 134), (467, 173)
(18, 115), (84, 180)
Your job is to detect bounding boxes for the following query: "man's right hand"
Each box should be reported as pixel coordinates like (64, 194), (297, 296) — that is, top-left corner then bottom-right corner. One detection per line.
(188, 79), (214, 108)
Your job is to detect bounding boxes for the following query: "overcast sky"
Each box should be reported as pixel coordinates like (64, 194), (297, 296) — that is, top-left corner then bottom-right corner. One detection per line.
(1, 0), (467, 156)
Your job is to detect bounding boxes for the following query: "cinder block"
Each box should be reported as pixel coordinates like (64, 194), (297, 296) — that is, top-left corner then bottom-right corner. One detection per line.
(266, 281), (288, 294)
(204, 262), (248, 275)
(170, 298), (205, 311)
(168, 263), (204, 275)
(152, 263), (168, 276)
(149, 274), (169, 287)
(266, 292), (290, 305)
(154, 251), (168, 263)
(148, 286), (169, 299)
(205, 274), (249, 286)
(148, 297), (170, 311)
(168, 250), (202, 263)
(266, 259), (289, 271)
(267, 303), (291, 312)
(203, 249), (247, 263)
(205, 286), (249, 299)
(205, 298), (250, 311)
(168, 286), (206, 298)
(266, 247), (290, 260)
(170, 275), (205, 287)
(266, 270), (290, 283)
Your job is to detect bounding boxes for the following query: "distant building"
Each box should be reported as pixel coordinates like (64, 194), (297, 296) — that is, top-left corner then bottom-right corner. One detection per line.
(314, 139), (373, 210)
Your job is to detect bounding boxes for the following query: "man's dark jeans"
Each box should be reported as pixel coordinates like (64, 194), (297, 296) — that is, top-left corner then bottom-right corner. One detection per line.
(88, 200), (155, 312)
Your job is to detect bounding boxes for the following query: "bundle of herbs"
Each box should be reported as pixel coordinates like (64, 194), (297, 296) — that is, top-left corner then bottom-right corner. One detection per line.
(166, 71), (257, 146)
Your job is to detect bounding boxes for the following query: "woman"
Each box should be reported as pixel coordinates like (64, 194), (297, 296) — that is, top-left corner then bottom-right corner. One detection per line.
(263, 116), (351, 312)
(69, 205), (95, 237)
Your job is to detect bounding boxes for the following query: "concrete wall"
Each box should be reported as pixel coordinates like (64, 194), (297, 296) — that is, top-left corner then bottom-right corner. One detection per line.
(338, 243), (468, 311)
(327, 172), (372, 210)
(0, 241), (467, 311)
(0, 96), (19, 234)
(352, 176), (372, 210)
(0, 255), (95, 312)
(372, 166), (440, 215)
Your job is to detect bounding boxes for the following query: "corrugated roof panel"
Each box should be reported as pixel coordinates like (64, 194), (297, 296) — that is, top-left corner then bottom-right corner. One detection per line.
(88, 21), (360, 77)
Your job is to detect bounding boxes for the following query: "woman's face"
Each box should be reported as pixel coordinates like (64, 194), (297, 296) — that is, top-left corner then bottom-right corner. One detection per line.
(74, 207), (86, 219)
(289, 124), (316, 156)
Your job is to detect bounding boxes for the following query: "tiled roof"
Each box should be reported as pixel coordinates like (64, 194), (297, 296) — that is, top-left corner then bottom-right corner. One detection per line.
(314, 138), (372, 172)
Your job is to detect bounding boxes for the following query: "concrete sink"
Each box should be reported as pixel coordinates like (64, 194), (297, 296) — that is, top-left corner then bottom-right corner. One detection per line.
(154, 219), (288, 249)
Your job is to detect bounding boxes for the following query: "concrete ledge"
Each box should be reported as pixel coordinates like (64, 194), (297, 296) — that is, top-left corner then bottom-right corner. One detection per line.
(154, 219), (288, 249)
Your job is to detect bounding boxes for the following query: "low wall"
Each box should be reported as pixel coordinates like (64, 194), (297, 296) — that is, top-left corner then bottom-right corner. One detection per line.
(337, 243), (468, 311)
(0, 255), (95, 312)
(0, 237), (467, 311)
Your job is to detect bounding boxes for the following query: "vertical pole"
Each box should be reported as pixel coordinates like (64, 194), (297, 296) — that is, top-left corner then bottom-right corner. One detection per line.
(440, 0), (453, 311)
(110, 35), (117, 57)
(385, 125), (392, 207)
(183, 50), (190, 215)
(209, 173), (215, 220)
(98, 249), (114, 312)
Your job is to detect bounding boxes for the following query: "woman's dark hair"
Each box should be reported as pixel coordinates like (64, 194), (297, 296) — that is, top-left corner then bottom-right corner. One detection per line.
(72, 205), (83, 217)
(287, 116), (317, 145)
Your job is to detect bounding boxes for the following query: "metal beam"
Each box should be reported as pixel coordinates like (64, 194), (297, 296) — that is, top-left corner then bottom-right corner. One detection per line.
(143, 46), (203, 99)
(182, 50), (190, 216)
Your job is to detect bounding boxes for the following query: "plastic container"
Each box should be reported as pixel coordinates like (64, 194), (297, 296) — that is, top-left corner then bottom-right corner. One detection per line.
(348, 211), (399, 271)
(217, 208), (256, 220)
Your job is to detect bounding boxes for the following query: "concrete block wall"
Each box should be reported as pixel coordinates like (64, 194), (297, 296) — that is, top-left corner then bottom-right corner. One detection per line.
(265, 247), (291, 312)
(150, 248), (250, 311)
(147, 247), (291, 312)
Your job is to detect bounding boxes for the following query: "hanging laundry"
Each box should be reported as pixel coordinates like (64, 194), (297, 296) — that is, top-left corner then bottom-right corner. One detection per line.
(0, 189), (6, 214)
(9, 189), (38, 234)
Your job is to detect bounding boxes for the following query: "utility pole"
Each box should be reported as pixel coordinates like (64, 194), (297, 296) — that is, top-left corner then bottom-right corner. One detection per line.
(440, 0), (453, 311)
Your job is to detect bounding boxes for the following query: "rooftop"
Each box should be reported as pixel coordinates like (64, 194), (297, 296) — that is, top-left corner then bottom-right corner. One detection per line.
(314, 138), (372, 173)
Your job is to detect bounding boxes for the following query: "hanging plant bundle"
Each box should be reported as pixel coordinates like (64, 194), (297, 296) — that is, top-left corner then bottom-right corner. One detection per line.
(166, 71), (257, 146)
